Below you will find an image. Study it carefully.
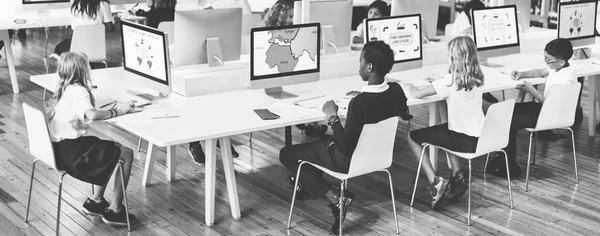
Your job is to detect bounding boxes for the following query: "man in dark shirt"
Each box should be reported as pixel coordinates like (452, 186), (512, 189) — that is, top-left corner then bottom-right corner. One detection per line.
(279, 41), (408, 234)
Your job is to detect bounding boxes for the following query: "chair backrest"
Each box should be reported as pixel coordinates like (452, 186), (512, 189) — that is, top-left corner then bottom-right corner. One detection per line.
(70, 24), (106, 62)
(22, 103), (59, 171)
(346, 116), (399, 179)
(157, 21), (175, 46)
(475, 99), (516, 155)
(535, 83), (582, 131)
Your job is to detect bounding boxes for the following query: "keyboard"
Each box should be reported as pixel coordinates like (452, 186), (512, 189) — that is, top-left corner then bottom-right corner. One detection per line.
(110, 93), (152, 106)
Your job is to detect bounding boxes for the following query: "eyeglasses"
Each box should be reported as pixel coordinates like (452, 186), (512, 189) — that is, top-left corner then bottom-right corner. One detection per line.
(545, 58), (562, 64)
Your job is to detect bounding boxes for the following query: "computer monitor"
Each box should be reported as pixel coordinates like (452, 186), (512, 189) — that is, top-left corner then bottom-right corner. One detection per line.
(390, 0), (439, 40)
(250, 23), (320, 99)
(293, 0), (352, 54)
(558, 0), (597, 48)
(364, 14), (423, 72)
(22, 0), (70, 11)
(120, 20), (172, 96)
(173, 8), (243, 67)
(471, 5), (520, 65)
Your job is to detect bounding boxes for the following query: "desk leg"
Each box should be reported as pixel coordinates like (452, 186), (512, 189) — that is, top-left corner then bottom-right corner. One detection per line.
(142, 142), (157, 187)
(429, 103), (439, 171)
(285, 126), (292, 147)
(205, 138), (218, 226)
(166, 145), (177, 182)
(588, 76), (596, 137)
(0, 30), (19, 94)
(219, 137), (241, 220)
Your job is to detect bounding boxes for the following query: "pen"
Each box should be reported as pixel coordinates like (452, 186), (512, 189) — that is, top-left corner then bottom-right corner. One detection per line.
(100, 101), (116, 108)
(151, 115), (179, 119)
(293, 95), (327, 105)
(130, 2), (139, 10)
(134, 102), (152, 108)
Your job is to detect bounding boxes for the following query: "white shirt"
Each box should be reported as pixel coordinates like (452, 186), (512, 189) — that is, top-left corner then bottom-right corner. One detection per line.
(48, 85), (94, 142)
(353, 22), (365, 40)
(450, 12), (472, 38)
(544, 65), (577, 98)
(432, 75), (485, 137)
(70, 1), (112, 29)
(361, 81), (389, 93)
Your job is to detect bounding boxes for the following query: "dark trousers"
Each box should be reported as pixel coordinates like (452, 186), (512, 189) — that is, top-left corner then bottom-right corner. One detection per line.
(504, 102), (542, 166)
(279, 139), (351, 200)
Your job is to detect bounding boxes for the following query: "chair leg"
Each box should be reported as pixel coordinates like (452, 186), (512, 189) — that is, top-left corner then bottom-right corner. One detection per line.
(501, 150), (514, 210)
(339, 180), (345, 236)
(384, 170), (399, 235)
(136, 137), (143, 152)
(532, 132), (537, 165)
(526, 133), (533, 192)
(568, 128), (579, 183)
(42, 89), (47, 101)
(467, 160), (472, 226)
(56, 173), (67, 236)
(410, 144), (429, 207)
(25, 160), (39, 223)
(483, 153), (490, 174)
(118, 161), (132, 232)
(286, 162), (305, 229)
(502, 90), (506, 101)
(445, 152), (452, 169)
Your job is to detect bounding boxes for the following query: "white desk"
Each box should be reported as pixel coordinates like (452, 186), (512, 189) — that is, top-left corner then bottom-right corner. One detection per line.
(485, 51), (600, 137)
(30, 64), (529, 226)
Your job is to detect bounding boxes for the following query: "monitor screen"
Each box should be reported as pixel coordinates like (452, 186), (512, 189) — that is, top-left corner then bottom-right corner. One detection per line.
(365, 14), (423, 64)
(251, 23), (320, 81)
(121, 20), (169, 86)
(558, 0), (597, 41)
(472, 5), (520, 51)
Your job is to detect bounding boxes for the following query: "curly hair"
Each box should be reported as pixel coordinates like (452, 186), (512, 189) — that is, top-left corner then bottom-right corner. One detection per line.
(362, 41), (395, 76)
(447, 36), (484, 91)
(71, 0), (110, 20)
(261, 0), (296, 27)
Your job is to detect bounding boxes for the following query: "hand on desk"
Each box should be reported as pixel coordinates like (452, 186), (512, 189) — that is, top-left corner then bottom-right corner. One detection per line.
(345, 90), (361, 97)
(515, 80), (534, 93)
(322, 100), (339, 117)
(510, 71), (521, 80)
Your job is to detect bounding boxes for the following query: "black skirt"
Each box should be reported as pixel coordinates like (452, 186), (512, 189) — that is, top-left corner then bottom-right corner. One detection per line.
(410, 123), (479, 153)
(52, 136), (121, 186)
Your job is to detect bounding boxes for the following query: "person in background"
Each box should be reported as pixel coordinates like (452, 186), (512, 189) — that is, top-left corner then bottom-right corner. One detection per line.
(134, 0), (177, 29)
(450, 0), (485, 38)
(352, 0), (389, 44)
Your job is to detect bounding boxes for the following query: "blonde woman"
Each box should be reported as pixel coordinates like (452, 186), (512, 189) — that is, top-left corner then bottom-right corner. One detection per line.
(46, 52), (137, 226)
(405, 36), (485, 209)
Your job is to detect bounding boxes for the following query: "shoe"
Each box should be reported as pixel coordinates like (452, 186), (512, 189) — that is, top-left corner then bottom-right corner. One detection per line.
(429, 175), (450, 209)
(574, 107), (583, 124)
(444, 171), (469, 202)
(305, 125), (328, 137)
(482, 92), (499, 103)
(485, 153), (521, 178)
(188, 142), (205, 165)
(17, 29), (26, 39)
(216, 140), (239, 158)
(82, 198), (109, 217)
(329, 190), (354, 234)
(102, 207), (137, 227)
(295, 124), (307, 131)
(288, 173), (308, 200)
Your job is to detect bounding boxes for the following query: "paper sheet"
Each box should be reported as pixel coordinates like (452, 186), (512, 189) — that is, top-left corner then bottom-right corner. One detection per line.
(267, 103), (321, 119)
(106, 111), (169, 125)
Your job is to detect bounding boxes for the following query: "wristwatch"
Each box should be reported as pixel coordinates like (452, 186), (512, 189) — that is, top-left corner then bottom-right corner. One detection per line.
(327, 115), (340, 125)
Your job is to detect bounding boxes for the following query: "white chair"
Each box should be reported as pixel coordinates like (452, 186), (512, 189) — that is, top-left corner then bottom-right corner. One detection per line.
(22, 103), (132, 235)
(287, 117), (400, 236)
(157, 21), (174, 46)
(411, 99), (516, 226)
(523, 83), (581, 192)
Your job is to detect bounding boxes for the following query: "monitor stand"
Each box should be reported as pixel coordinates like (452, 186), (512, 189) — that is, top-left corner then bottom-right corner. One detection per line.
(573, 47), (591, 60)
(264, 87), (298, 99)
(207, 37), (225, 67)
(322, 25), (339, 55)
(126, 89), (167, 102)
(479, 58), (504, 68)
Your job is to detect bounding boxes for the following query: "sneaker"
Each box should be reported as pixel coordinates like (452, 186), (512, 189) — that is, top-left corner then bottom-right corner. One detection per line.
(329, 190), (354, 234)
(216, 140), (239, 158)
(444, 171), (469, 202)
(482, 92), (499, 103)
(82, 198), (109, 217)
(485, 153), (522, 178)
(102, 208), (137, 227)
(188, 142), (205, 165)
(429, 175), (450, 209)
(288, 173), (308, 200)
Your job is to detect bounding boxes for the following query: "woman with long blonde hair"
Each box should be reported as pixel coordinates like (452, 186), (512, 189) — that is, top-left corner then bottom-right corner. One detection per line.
(405, 36), (485, 209)
(46, 52), (138, 226)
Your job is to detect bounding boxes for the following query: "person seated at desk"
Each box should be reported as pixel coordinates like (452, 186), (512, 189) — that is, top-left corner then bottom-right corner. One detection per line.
(47, 52), (138, 226)
(485, 38), (577, 178)
(133, 0), (176, 29)
(54, 0), (116, 55)
(405, 36), (483, 209)
(279, 41), (408, 234)
(449, 0), (485, 38)
(352, 0), (389, 44)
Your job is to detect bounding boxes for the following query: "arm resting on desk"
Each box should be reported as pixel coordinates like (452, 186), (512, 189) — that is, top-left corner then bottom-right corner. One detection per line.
(517, 68), (549, 79)
(85, 106), (132, 121)
(410, 85), (437, 99)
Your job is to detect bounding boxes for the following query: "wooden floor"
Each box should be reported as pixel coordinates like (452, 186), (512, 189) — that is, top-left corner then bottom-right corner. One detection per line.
(1, 27), (600, 236)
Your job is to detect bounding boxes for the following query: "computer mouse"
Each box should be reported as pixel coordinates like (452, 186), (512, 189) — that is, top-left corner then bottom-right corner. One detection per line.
(14, 18), (26, 24)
